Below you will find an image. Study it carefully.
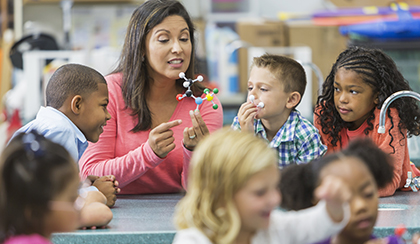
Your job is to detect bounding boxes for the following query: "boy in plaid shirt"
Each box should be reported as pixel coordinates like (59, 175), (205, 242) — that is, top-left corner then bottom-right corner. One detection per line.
(231, 54), (326, 168)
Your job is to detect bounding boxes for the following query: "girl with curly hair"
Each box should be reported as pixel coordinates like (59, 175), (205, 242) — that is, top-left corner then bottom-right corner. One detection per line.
(314, 46), (420, 197)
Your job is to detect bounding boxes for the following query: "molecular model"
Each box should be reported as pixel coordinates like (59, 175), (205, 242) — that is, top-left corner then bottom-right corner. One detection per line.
(404, 171), (420, 191)
(176, 72), (219, 111)
(249, 95), (264, 108)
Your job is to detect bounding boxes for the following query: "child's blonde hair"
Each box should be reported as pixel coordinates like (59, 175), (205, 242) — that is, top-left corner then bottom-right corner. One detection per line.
(174, 128), (277, 244)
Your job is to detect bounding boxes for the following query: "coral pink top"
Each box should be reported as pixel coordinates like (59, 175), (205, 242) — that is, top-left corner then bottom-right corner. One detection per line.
(79, 73), (223, 194)
(314, 107), (413, 197)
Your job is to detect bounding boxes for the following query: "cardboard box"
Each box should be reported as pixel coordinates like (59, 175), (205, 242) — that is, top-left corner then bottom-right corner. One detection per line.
(236, 20), (289, 92)
(288, 20), (348, 104)
(330, 0), (420, 7)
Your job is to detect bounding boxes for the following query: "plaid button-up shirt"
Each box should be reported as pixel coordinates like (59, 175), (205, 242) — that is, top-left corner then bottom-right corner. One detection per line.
(231, 110), (327, 168)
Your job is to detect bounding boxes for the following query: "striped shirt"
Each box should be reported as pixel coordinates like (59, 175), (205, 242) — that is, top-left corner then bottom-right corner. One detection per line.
(231, 110), (327, 168)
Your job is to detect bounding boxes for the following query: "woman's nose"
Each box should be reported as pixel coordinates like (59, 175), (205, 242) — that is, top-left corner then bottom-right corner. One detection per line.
(172, 40), (183, 54)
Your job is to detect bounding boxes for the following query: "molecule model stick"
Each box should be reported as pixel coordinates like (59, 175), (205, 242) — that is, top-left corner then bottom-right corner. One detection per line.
(176, 72), (219, 111)
(248, 95), (264, 108)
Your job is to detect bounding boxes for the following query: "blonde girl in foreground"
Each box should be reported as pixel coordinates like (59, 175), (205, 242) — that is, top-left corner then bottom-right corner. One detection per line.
(173, 128), (352, 244)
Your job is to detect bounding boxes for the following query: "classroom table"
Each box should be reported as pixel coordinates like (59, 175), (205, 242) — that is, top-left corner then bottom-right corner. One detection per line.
(51, 191), (420, 244)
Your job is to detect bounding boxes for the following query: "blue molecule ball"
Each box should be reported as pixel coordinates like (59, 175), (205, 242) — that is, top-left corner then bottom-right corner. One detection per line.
(195, 97), (203, 105)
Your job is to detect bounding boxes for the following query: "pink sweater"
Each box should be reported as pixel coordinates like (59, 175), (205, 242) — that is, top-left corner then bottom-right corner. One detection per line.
(79, 73), (223, 194)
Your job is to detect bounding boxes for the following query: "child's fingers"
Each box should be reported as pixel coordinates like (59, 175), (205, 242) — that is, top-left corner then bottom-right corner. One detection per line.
(315, 175), (351, 203)
(103, 175), (115, 181)
(238, 102), (256, 116)
(243, 110), (257, 122)
(87, 175), (99, 181)
(241, 106), (257, 119)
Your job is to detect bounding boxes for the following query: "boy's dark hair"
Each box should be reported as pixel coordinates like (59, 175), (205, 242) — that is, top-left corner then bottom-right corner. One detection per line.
(280, 138), (394, 211)
(316, 46), (420, 152)
(46, 63), (106, 109)
(0, 131), (77, 241)
(112, 0), (201, 132)
(252, 53), (307, 106)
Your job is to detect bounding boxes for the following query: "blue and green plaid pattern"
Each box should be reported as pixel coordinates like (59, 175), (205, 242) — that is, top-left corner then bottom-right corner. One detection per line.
(231, 110), (327, 168)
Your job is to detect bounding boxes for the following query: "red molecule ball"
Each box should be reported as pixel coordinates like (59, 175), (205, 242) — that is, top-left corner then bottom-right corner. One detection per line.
(394, 224), (406, 237)
(176, 94), (184, 101)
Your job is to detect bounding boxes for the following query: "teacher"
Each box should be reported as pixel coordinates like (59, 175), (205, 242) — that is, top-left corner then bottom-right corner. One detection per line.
(79, 0), (223, 194)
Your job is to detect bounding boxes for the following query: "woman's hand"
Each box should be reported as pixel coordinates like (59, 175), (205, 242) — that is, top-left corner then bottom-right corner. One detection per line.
(237, 102), (257, 132)
(149, 120), (182, 158)
(183, 110), (209, 150)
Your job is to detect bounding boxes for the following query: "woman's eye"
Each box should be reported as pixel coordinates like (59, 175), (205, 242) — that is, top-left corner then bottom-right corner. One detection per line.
(180, 38), (189, 42)
(247, 87), (253, 91)
(334, 87), (340, 92)
(261, 88), (268, 92)
(350, 90), (358, 95)
(158, 39), (169, 43)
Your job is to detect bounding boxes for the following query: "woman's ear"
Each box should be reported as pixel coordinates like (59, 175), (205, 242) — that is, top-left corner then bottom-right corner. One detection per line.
(70, 95), (83, 115)
(286, 92), (301, 109)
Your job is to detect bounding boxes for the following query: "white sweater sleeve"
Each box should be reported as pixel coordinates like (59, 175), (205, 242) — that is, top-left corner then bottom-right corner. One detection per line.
(253, 200), (350, 244)
(172, 228), (213, 244)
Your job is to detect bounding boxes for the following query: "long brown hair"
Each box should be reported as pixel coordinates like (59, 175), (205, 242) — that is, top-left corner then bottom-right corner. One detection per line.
(112, 0), (200, 132)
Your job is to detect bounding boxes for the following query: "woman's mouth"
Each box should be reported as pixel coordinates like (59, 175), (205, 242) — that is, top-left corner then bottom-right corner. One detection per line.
(168, 59), (183, 68)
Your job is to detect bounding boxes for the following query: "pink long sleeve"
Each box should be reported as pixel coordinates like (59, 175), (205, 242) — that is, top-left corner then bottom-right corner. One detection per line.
(79, 73), (223, 194)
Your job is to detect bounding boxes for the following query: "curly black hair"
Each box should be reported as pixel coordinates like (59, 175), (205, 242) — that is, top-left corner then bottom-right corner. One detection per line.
(279, 163), (314, 211)
(280, 138), (394, 211)
(315, 46), (420, 153)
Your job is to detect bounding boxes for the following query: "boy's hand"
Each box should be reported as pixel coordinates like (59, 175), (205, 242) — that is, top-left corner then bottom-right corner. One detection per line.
(92, 175), (120, 207)
(86, 175), (99, 183)
(237, 102), (257, 133)
(80, 175), (98, 188)
(314, 175), (351, 223)
(183, 110), (209, 150)
(149, 120), (182, 158)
